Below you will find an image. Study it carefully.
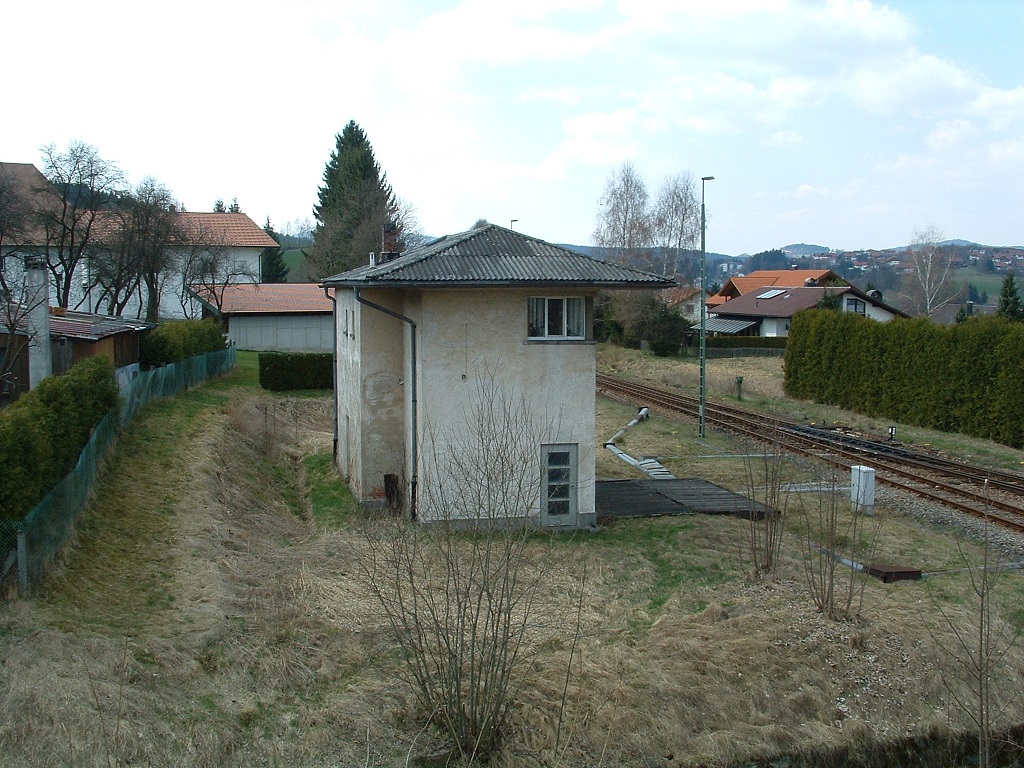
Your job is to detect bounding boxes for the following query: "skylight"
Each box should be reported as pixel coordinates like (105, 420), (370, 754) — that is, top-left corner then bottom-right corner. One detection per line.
(756, 289), (786, 299)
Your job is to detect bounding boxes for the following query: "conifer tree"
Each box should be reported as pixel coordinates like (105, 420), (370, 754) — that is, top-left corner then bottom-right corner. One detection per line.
(260, 218), (289, 284)
(308, 120), (402, 278)
(997, 272), (1022, 321)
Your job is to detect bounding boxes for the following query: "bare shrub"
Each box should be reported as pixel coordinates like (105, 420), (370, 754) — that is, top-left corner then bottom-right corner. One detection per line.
(798, 457), (880, 621)
(929, 484), (1024, 768)
(742, 420), (791, 581)
(359, 375), (577, 761)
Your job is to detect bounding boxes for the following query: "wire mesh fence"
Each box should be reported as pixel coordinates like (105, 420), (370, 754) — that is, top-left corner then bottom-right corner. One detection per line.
(3, 346), (237, 598)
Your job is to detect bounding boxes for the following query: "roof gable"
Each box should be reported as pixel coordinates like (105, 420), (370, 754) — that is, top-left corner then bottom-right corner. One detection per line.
(321, 224), (674, 289)
(712, 286), (852, 319)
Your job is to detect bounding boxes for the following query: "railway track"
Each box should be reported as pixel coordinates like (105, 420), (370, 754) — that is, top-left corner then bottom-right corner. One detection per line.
(597, 372), (1024, 533)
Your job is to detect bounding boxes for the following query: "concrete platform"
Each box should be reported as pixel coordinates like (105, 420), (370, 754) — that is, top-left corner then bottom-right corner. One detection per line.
(596, 478), (775, 520)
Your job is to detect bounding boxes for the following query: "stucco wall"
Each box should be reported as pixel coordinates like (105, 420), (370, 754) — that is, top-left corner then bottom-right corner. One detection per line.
(334, 286), (598, 527)
(412, 288), (596, 526)
(227, 313), (332, 351)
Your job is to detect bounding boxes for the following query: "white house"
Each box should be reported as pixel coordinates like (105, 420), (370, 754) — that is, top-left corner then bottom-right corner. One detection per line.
(0, 162), (277, 321)
(708, 284), (905, 338)
(321, 224), (673, 529)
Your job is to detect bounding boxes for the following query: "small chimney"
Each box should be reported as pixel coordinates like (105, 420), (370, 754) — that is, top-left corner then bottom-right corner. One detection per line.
(369, 252), (377, 266)
(25, 254), (52, 389)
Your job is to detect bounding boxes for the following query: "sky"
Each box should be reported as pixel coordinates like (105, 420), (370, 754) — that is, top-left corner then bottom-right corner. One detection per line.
(5, 0), (1024, 256)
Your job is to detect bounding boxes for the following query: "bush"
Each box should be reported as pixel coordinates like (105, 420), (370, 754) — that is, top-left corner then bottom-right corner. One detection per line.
(0, 355), (118, 520)
(140, 319), (227, 369)
(258, 352), (333, 391)
(706, 336), (787, 349)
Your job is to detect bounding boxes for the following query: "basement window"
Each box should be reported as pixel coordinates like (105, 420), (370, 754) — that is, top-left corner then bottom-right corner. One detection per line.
(528, 296), (585, 339)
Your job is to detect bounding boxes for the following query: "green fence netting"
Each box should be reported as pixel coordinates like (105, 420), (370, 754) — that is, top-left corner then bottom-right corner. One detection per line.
(5, 346), (237, 596)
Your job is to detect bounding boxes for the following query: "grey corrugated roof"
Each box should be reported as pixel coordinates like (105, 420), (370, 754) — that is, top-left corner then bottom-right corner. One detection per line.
(702, 317), (758, 334)
(321, 224), (675, 289)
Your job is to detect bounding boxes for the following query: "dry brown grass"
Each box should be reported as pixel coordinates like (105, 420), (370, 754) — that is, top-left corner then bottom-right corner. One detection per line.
(3, 358), (1024, 766)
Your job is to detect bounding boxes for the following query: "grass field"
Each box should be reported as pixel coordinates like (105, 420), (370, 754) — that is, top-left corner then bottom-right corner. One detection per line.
(282, 248), (310, 282)
(2, 348), (1024, 766)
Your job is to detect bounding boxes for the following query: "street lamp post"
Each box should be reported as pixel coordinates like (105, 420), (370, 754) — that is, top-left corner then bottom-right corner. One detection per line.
(699, 176), (714, 439)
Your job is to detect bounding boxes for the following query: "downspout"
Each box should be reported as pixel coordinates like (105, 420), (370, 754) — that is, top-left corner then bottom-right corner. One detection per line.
(354, 287), (418, 518)
(322, 285), (338, 460)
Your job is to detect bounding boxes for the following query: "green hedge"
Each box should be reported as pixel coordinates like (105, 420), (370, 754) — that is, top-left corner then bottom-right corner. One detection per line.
(705, 336), (787, 349)
(0, 356), (118, 520)
(784, 311), (1024, 447)
(140, 319), (227, 369)
(258, 352), (333, 391)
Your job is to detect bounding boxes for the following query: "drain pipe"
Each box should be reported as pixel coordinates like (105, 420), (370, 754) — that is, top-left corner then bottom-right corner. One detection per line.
(354, 287), (418, 518)
(322, 285), (339, 459)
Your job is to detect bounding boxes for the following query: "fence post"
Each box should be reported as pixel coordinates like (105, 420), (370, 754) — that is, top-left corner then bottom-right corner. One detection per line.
(17, 526), (28, 597)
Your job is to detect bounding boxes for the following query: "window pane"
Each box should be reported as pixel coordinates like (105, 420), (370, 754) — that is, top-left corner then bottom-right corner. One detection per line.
(547, 298), (564, 337)
(548, 500), (570, 516)
(566, 297), (585, 337)
(547, 450), (570, 467)
(528, 297), (545, 337)
(548, 483), (570, 500)
(547, 467), (570, 483)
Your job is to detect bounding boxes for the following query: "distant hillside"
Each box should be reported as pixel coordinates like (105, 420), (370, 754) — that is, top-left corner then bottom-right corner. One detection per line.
(782, 243), (830, 256)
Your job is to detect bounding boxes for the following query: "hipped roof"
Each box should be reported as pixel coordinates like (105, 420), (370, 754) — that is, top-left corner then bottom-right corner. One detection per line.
(322, 224), (675, 289)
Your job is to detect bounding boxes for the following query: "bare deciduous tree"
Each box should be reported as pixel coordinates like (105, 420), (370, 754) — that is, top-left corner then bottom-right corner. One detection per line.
(37, 141), (125, 308)
(899, 226), (962, 317)
(593, 161), (652, 267)
(651, 172), (699, 279)
(178, 218), (259, 318)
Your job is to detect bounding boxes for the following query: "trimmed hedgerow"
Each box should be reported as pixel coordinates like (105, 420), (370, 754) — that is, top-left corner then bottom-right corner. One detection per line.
(706, 336), (787, 349)
(258, 352), (333, 391)
(140, 319), (227, 369)
(784, 311), (1024, 448)
(0, 355), (118, 520)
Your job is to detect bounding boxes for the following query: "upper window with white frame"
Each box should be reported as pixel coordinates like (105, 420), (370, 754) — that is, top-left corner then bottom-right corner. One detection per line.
(528, 296), (585, 340)
(845, 297), (866, 316)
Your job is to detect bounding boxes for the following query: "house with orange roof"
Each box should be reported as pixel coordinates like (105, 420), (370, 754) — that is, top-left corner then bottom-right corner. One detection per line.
(708, 283), (905, 337)
(706, 268), (846, 309)
(0, 162), (277, 321)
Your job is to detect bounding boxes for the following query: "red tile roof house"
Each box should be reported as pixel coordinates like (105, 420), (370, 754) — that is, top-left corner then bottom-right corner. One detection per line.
(102, 211), (279, 321)
(0, 162), (278, 321)
(321, 224), (674, 528)
(189, 283), (334, 352)
(708, 283), (906, 337)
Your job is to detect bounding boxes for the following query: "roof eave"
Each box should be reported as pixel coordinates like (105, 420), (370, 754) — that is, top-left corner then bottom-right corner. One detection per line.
(321, 278), (675, 290)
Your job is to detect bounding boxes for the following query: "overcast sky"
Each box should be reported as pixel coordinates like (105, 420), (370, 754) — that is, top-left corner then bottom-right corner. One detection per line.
(5, 0), (1023, 255)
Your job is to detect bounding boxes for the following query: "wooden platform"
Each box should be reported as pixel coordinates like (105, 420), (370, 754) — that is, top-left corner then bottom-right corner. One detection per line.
(596, 479), (775, 520)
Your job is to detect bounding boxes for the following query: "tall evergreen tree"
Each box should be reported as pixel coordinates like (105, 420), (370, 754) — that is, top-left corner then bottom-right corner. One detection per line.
(260, 218), (289, 284)
(997, 272), (1023, 321)
(308, 120), (402, 278)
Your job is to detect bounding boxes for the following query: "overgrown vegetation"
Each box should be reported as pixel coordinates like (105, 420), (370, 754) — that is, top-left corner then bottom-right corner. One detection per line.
(139, 318), (227, 369)
(0, 355), (118, 520)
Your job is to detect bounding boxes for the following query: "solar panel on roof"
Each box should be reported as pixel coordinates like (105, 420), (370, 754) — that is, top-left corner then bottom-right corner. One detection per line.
(756, 288), (786, 299)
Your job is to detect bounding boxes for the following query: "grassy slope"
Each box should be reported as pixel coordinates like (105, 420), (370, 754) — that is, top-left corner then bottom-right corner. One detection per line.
(2, 348), (1024, 766)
